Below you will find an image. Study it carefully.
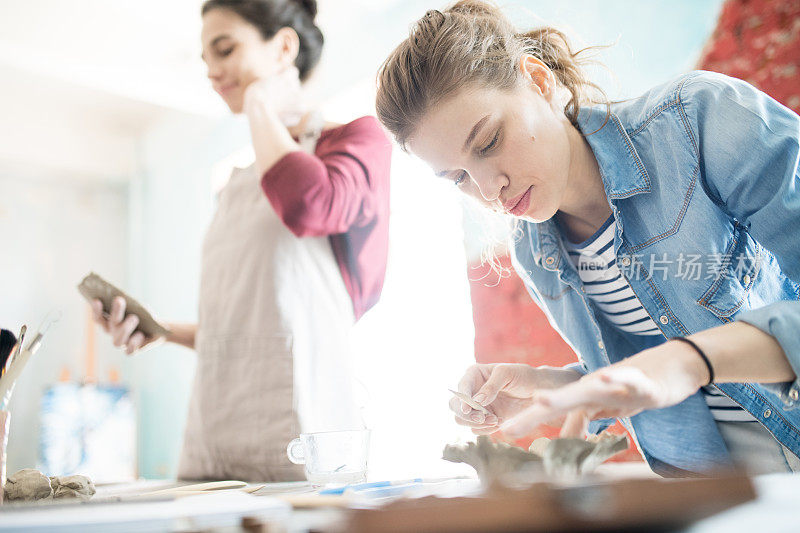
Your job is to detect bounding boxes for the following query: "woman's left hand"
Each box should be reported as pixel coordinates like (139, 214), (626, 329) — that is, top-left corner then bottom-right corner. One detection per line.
(500, 339), (711, 439)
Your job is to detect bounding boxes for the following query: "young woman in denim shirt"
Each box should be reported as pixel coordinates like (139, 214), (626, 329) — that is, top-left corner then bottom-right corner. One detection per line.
(376, 0), (800, 476)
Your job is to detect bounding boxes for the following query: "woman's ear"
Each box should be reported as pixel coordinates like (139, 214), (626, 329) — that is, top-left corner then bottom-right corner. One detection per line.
(273, 26), (300, 69)
(519, 54), (555, 101)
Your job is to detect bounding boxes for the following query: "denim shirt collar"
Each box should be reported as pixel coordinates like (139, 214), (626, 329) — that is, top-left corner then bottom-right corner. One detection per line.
(523, 105), (651, 265)
(578, 105), (651, 200)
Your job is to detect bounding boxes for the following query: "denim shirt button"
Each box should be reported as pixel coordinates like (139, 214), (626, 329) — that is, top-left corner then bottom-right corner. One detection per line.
(791, 389), (799, 401)
(621, 257), (632, 267)
(743, 274), (751, 285)
(545, 257), (555, 266)
(659, 315), (669, 325)
(598, 340), (605, 350)
(764, 409), (772, 419)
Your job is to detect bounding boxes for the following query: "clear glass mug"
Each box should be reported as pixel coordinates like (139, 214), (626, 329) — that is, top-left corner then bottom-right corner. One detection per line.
(286, 429), (370, 485)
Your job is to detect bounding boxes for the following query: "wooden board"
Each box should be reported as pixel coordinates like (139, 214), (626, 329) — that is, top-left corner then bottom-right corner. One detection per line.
(339, 474), (755, 533)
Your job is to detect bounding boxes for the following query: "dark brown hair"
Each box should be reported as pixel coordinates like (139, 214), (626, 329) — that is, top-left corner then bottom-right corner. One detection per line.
(202, 0), (324, 81)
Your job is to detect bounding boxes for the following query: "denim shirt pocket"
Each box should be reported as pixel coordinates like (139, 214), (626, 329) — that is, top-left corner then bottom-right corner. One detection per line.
(526, 265), (574, 301)
(697, 226), (761, 321)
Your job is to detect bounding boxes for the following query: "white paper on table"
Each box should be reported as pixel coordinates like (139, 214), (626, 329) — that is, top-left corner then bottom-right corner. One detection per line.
(0, 491), (290, 532)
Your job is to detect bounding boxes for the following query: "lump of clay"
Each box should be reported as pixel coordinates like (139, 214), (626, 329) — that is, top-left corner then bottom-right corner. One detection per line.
(532, 433), (629, 478)
(443, 435), (543, 485)
(4, 469), (53, 501)
(443, 433), (630, 485)
(50, 475), (96, 501)
(3, 469), (96, 502)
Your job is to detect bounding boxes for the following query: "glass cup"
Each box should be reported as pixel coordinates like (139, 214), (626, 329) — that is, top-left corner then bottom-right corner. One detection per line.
(286, 429), (370, 485)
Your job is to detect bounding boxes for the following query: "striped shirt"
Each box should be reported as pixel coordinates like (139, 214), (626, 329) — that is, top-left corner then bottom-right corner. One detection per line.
(563, 216), (662, 336)
(563, 216), (755, 423)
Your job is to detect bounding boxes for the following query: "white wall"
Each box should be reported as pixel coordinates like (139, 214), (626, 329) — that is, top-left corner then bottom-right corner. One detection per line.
(0, 168), (129, 474)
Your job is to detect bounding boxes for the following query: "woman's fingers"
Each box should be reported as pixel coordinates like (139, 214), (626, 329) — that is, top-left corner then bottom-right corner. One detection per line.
(453, 411), (499, 429)
(449, 396), (472, 418)
(456, 364), (499, 414)
(456, 365), (486, 413)
(90, 300), (110, 332)
(453, 415), (494, 429)
(450, 397), (483, 424)
(90, 297), (156, 356)
(500, 368), (658, 439)
(541, 367), (656, 413)
(500, 401), (560, 439)
(500, 382), (612, 438)
(472, 365), (515, 407)
(110, 296), (126, 326)
(471, 425), (501, 435)
(559, 409), (590, 438)
(126, 331), (147, 355)
(112, 314), (139, 348)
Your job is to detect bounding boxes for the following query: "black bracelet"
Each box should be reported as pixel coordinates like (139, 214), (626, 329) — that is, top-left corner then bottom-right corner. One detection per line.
(670, 337), (714, 386)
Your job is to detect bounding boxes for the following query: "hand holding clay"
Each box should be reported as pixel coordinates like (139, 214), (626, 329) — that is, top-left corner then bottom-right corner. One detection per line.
(91, 296), (163, 355)
(450, 363), (583, 436)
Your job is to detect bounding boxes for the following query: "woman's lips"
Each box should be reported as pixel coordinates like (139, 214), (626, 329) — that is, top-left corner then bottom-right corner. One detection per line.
(504, 187), (532, 216)
(215, 83), (238, 96)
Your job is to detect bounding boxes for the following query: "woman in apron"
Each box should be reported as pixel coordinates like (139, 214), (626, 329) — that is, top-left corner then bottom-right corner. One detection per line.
(91, 0), (391, 481)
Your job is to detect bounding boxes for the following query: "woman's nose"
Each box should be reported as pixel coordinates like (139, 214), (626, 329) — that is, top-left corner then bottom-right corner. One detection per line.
(473, 171), (509, 203)
(206, 62), (223, 81)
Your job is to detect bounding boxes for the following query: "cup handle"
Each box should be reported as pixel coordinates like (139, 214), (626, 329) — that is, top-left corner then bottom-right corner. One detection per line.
(286, 438), (305, 465)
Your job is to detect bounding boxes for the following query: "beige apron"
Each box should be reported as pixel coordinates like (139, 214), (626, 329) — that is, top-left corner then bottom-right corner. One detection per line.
(178, 129), (362, 481)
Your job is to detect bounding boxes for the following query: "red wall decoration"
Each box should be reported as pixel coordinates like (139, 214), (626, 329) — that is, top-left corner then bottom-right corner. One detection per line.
(698, 0), (800, 113)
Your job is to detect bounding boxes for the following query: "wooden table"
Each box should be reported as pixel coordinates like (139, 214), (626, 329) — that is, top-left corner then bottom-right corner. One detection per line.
(1, 465), (794, 532)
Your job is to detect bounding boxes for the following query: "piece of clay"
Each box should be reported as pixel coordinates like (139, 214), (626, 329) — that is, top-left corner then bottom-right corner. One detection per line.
(77, 272), (170, 339)
(3, 469), (97, 502)
(575, 433), (630, 474)
(541, 439), (596, 478)
(448, 389), (491, 415)
(528, 437), (550, 457)
(443, 436), (543, 484)
(50, 475), (96, 501)
(531, 433), (629, 477)
(4, 469), (53, 501)
(443, 433), (630, 485)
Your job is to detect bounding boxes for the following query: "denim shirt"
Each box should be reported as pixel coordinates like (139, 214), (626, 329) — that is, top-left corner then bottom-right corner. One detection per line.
(511, 71), (800, 477)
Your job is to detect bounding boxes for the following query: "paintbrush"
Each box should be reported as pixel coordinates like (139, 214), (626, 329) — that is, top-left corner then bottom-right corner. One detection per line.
(0, 313), (59, 409)
(1, 325), (25, 379)
(5, 325), (26, 374)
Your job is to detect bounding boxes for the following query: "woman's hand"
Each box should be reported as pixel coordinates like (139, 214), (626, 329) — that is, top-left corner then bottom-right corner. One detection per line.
(242, 66), (304, 126)
(500, 341), (711, 439)
(242, 66), (306, 176)
(450, 363), (582, 435)
(90, 297), (163, 355)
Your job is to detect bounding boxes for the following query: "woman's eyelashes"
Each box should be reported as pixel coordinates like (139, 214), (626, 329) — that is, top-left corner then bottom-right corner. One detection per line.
(478, 128), (501, 156)
(452, 128), (502, 187)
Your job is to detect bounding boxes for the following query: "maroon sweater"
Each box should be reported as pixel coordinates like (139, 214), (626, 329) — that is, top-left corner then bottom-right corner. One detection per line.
(260, 116), (392, 320)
